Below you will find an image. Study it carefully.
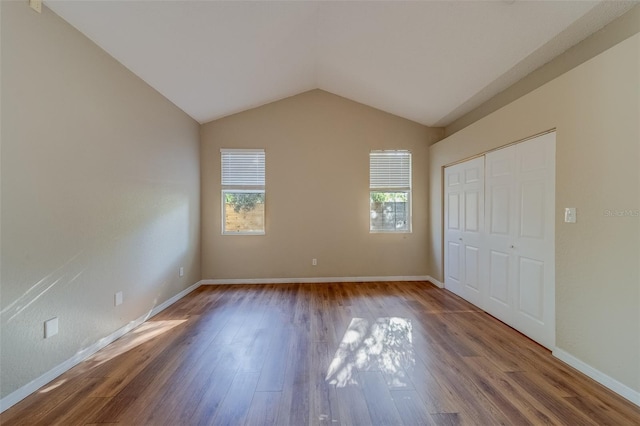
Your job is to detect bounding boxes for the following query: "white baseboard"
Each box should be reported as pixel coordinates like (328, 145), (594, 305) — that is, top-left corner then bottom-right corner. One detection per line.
(201, 275), (430, 285)
(149, 281), (202, 317)
(426, 275), (444, 288)
(553, 347), (640, 407)
(0, 280), (203, 414)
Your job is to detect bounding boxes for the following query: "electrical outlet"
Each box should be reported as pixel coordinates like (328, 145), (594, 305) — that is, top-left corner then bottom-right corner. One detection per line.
(179, 267), (184, 277)
(312, 258), (317, 266)
(115, 291), (123, 306)
(44, 317), (58, 338)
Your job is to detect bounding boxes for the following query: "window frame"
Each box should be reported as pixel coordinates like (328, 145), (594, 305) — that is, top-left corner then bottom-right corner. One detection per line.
(369, 150), (412, 233)
(220, 149), (265, 235)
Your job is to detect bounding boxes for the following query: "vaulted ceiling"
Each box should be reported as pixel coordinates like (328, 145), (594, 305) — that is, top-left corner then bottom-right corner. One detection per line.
(45, 1), (637, 126)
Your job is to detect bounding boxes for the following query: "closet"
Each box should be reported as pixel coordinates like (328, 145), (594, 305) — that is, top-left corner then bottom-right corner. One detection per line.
(444, 132), (555, 349)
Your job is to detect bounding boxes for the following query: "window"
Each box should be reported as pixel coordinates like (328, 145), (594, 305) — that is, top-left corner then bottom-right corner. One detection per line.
(221, 149), (265, 235)
(370, 150), (411, 232)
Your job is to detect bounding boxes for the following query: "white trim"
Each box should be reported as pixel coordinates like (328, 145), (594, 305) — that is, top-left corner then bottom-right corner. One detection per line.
(201, 276), (430, 285)
(220, 148), (264, 153)
(553, 347), (640, 407)
(0, 281), (203, 413)
(148, 281), (202, 317)
(426, 275), (444, 288)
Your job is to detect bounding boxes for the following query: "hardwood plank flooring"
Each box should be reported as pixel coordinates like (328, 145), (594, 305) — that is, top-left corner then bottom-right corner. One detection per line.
(2, 282), (639, 425)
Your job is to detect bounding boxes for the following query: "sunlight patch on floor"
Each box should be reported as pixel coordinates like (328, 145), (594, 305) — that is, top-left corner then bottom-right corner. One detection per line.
(90, 319), (186, 364)
(326, 317), (414, 388)
(38, 378), (68, 393)
(39, 319), (187, 391)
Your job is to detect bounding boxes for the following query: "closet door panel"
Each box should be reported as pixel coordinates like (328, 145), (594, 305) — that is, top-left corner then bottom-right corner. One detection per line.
(512, 133), (556, 348)
(520, 181), (545, 239)
(489, 186), (511, 235)
(446, 241), (461, 283)
(448, 193), (461, 231)
(444, 157), (484, 305)
(465, 191), (480, 232)
(489, 250), (510, 305)
(444, 168), (463, 296)
(464, 245), (480, 291)
(461, 161), (484, 305)
(484, 146), (517, 317)
(518, 257), (545, 322)
(446, 190), (463, 291)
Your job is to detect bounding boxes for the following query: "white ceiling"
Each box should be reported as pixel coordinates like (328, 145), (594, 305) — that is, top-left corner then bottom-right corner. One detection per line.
(45, 1), (637, 126)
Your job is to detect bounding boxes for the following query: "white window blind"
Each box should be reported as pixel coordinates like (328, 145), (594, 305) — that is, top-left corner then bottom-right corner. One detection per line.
(370, 150), (411, 189)
(221, 149), (265, 186)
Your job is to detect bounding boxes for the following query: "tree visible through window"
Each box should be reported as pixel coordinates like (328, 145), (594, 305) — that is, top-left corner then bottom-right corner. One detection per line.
(370, 150), (411, 232)
(221, 149), (265, 234)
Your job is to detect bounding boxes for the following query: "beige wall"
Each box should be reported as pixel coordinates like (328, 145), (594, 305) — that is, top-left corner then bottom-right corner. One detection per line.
(0, 3), (201, 399)
(446, 4), (640, 136)
(201, 90), (443, 280)
(429, 34), (640, 392)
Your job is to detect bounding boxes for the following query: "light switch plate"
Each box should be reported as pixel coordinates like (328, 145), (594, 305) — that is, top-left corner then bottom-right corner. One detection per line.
(115, 291), (123, 306)
(564, 207), (577, 223)
(44, 317), (58, 338)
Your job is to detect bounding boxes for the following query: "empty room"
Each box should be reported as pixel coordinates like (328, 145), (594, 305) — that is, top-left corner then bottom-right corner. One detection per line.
(1, 0), (639, 425)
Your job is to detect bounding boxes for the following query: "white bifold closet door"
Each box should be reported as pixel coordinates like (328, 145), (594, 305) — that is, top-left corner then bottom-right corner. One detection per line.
(485, 132), (555, 348)
(444, 157), (485, 306)
(444, 132), (555, 349)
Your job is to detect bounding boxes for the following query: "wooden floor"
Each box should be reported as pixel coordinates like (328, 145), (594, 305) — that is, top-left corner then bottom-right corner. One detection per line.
(2, 282), (639, 425)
